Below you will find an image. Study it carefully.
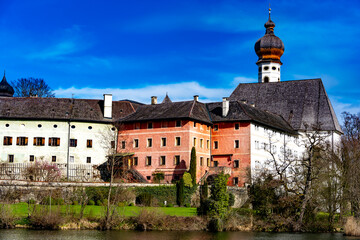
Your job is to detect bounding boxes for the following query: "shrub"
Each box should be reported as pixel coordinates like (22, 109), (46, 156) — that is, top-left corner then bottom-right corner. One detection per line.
(185, 203), (191, 208)
(88, 200), (95, 205)
(0, 204), (15, 229)
(135, 208), (164, 230)
(73, 200), (79, 205)
(102, 199), (108, 206)
(228, 193), (235, 207)
(28, 199), (36, 204)
(129, 202), (134, 206)
(344, 217), (360, 236)
(29, 206), (64, 229)
(182, 172), (193, 188)
(166, 203), (173, 207)
(152, 172), (165, 183)
(96, 200), (103, 206)
(136, 193), (153, 206)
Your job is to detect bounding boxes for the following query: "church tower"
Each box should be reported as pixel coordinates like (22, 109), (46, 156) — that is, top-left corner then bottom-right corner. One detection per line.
(254, 8), (284, 83)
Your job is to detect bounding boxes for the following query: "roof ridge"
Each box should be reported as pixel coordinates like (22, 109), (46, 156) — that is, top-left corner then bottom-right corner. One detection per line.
(189, 100), (196, 118)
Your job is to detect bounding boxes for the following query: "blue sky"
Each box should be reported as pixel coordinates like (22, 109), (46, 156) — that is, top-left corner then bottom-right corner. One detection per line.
(1, 0), (359, 120)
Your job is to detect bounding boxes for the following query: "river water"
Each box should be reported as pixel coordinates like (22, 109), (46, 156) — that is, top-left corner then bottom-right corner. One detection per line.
(0, 229), (358, 240)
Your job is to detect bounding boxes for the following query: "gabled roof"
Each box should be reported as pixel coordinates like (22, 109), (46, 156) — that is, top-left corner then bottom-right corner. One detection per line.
(161, 94), (172, 104)
(207, 101), (296, 134)
(0, 97), (136, 123)
(229, 79), (342, 133)
(120, 100), (212, 124)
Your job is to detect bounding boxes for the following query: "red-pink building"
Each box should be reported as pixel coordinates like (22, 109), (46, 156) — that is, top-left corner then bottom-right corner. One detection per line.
(118, 96), (295, 186)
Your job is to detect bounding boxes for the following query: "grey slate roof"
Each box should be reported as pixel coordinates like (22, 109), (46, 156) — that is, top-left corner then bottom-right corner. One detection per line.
(0, 97), (136, 123)
(207, 101), (296, 134)
(161, 94), (172, 104)
(0, 75), (14, 97)
(229, 79), (342, 133)
(121, 100), (212, 124)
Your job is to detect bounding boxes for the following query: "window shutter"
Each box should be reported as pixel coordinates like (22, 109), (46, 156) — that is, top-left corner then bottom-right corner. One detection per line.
(49, 138), (51, 146)
(57, 138), (60, 146)
(9, 137), (12, 145)
(33, 138), (36, 145)
(75, 139), (77, 146)
(42, 138), (45, 145)
(25, 137), (28, 145)
(16, 137), (19, 145)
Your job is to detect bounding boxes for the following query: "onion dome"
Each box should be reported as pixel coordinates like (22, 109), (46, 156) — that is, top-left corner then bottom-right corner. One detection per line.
(0, 72), (14, 97)
(254, 10), (284, 64)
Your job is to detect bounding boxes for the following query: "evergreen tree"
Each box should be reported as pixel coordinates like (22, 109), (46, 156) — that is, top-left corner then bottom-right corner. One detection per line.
(189, 147), (197, 186)
(176, 178), (185, 206)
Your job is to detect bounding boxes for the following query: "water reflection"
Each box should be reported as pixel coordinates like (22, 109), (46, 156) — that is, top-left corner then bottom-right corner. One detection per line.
(0, 229), (352, 240)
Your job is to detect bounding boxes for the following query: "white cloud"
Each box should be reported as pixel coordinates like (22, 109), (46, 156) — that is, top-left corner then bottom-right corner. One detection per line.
(54, 81), (233, 104)
(232, 76), (257, 85)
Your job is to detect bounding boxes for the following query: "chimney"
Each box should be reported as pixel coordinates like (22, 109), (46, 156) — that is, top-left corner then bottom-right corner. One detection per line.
(222, 97), (229, 117)
(103, 94), (112, 119)
(193, 95), (199, 101)
(151, 96), (157, 105)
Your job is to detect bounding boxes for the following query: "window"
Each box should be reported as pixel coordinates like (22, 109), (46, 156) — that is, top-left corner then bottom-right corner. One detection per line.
(71, 125), (76, 129)
(69, 139), (77, 147)
(49, 137), (60, 147)
(135, 123), (140, 129)
(234, 160), (239, 168)
(86, 157), (91, 163)
(38, 124), (42, 128)
(3, 136), (12, 145)
(146, 176), (151, 180)
(264, 76), (269, 83)
(147, 138), (152, 147)
(17, 137), (28, 146)
(147, 122), (153, 129)
(175, 137), (181, 146)
(272, 66), (276, 70)
(200, 139), (203, 148)
(235, 123), (239, 130)
(160, 156), (166, 165)
(200, 157), (203, 166)
(111, 141), (115, 149)
(161, 121), (167, 128)
(214, 161), (218, 167)
(207, 158), (210, 167)
(29, 155), (34, 162)
(146, 156), (152, 166)
(207, 140), (210, 149)
(214, 125), (218, 131)
(214, 141), (218, 149)
(86, 139), (92, 148)
(88, 126), (92, 130)
(235, 140), (239, 148)
(133, 157), (138, 166)
(5, 123), (9, 127)
(52, 156), (56, 162)
(53, 124), (57, 128)
(161, 138), (166, 147)
(70, 156), (74, 163)
(174, 155), (180, 165)
(255, 140), (260, 150)
(176, 120), (181, 127)
(8, 155), (14, 163)
(121, 141), (126, 149)
(264, 66), (269, 70)
(193, 122), (196, 128)
(193, 137), (197, 147)
(233, 177), (239, 186)
(134, 139), (139, 148)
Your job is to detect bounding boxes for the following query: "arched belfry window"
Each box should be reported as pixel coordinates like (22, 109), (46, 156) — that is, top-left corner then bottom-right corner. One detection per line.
(264, 76), (269, 83)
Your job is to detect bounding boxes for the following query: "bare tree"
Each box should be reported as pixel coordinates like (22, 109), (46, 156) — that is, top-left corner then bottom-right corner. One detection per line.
(12, 78), (55, 97)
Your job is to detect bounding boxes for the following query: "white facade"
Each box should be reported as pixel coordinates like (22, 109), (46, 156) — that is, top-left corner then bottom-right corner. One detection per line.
(257, 62), (281, 83)
(0, 119), (116, 165)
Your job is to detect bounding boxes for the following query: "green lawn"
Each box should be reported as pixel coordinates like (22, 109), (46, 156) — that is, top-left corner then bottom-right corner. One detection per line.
(7, 203), (197, 219)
